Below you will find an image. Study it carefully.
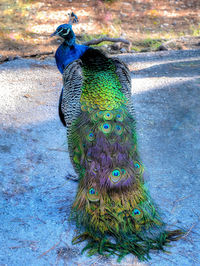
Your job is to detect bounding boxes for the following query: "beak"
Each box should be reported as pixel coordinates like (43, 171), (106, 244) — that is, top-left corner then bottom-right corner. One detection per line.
(50, 31), (58, 37)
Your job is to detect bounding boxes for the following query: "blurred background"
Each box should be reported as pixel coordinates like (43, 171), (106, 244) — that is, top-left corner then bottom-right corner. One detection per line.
(0, 0), (200, 59)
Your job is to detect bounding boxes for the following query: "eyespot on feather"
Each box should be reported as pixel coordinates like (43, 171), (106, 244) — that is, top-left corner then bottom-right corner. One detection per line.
(115, 124), (123, 135)
(87, 188), (100, 202)
(103, 111), (114, 121)
(116, 113), (124, 122)
(99, 122), (112, 134)
(121, 168), (126, 175)
(132, 208), (143, 220)
(97, 111), (104, 118)
(91, 112), (99, 122)
(109, 168), (122, 184)
(133, 161), (144, 175)
(86, 132), (95, 142)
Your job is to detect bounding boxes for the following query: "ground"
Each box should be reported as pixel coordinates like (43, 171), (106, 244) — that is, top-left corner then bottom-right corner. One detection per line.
(0, 49), (200, 265)
(0, 0), (200, 61)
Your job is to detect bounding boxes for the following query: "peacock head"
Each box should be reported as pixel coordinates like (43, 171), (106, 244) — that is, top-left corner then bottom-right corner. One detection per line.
(51, 24), (75, 45)
(51, 13), (78, 46)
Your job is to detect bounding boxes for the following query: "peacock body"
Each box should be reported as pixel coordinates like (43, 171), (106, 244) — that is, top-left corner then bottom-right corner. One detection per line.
(52, 17), (182, 261)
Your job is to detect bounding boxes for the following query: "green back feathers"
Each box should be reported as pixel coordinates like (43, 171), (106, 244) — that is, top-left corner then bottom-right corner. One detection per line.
(80, 49), (127, 111)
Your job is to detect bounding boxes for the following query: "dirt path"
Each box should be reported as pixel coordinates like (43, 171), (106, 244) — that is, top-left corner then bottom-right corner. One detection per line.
(0, 49), (200, 265)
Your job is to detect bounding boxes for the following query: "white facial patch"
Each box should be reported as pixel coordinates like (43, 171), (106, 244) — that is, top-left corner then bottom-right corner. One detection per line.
(62, 28), (70, 36)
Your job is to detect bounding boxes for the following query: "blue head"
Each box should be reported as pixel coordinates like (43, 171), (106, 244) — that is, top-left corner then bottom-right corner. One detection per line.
(52, 13), (88, 74)
(51, 24), (75, 46)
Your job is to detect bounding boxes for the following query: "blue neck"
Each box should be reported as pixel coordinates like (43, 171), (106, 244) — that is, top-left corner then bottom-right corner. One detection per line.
(62, 31), (75, 47)
(55, 42), (89, 74)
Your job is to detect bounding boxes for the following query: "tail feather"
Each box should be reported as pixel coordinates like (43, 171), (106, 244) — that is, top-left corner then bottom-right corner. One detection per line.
(62, 48), (183, 261)
(68, 105), (183, 261)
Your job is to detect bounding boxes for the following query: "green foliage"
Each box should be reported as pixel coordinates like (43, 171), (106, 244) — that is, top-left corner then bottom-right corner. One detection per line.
(131, 38), (164, 52)
(142, 38), (162, 49)
(190, 24), (200, 36)
(102, 0), (116, 2)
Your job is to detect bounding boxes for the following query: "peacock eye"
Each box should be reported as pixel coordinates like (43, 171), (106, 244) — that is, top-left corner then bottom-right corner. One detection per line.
(86, 131), (95, 142)
(121, 168), (126, 175)
(100, 122), (112, 134)
(87, 187), (99, 202)
(89, 188), (95, 195)
(112, 169), (120, 176)
(132, 208), (141, 216)
(134, 163), (140, 168)
(109, 168), (122, 184)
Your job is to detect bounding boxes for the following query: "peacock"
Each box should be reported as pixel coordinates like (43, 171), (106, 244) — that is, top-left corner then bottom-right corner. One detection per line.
(51, 13), (183, 262)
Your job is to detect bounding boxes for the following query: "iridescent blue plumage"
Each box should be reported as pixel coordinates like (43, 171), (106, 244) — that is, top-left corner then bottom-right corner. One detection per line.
(52, 23), (88, 74)
(55, 43), (89, 74)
